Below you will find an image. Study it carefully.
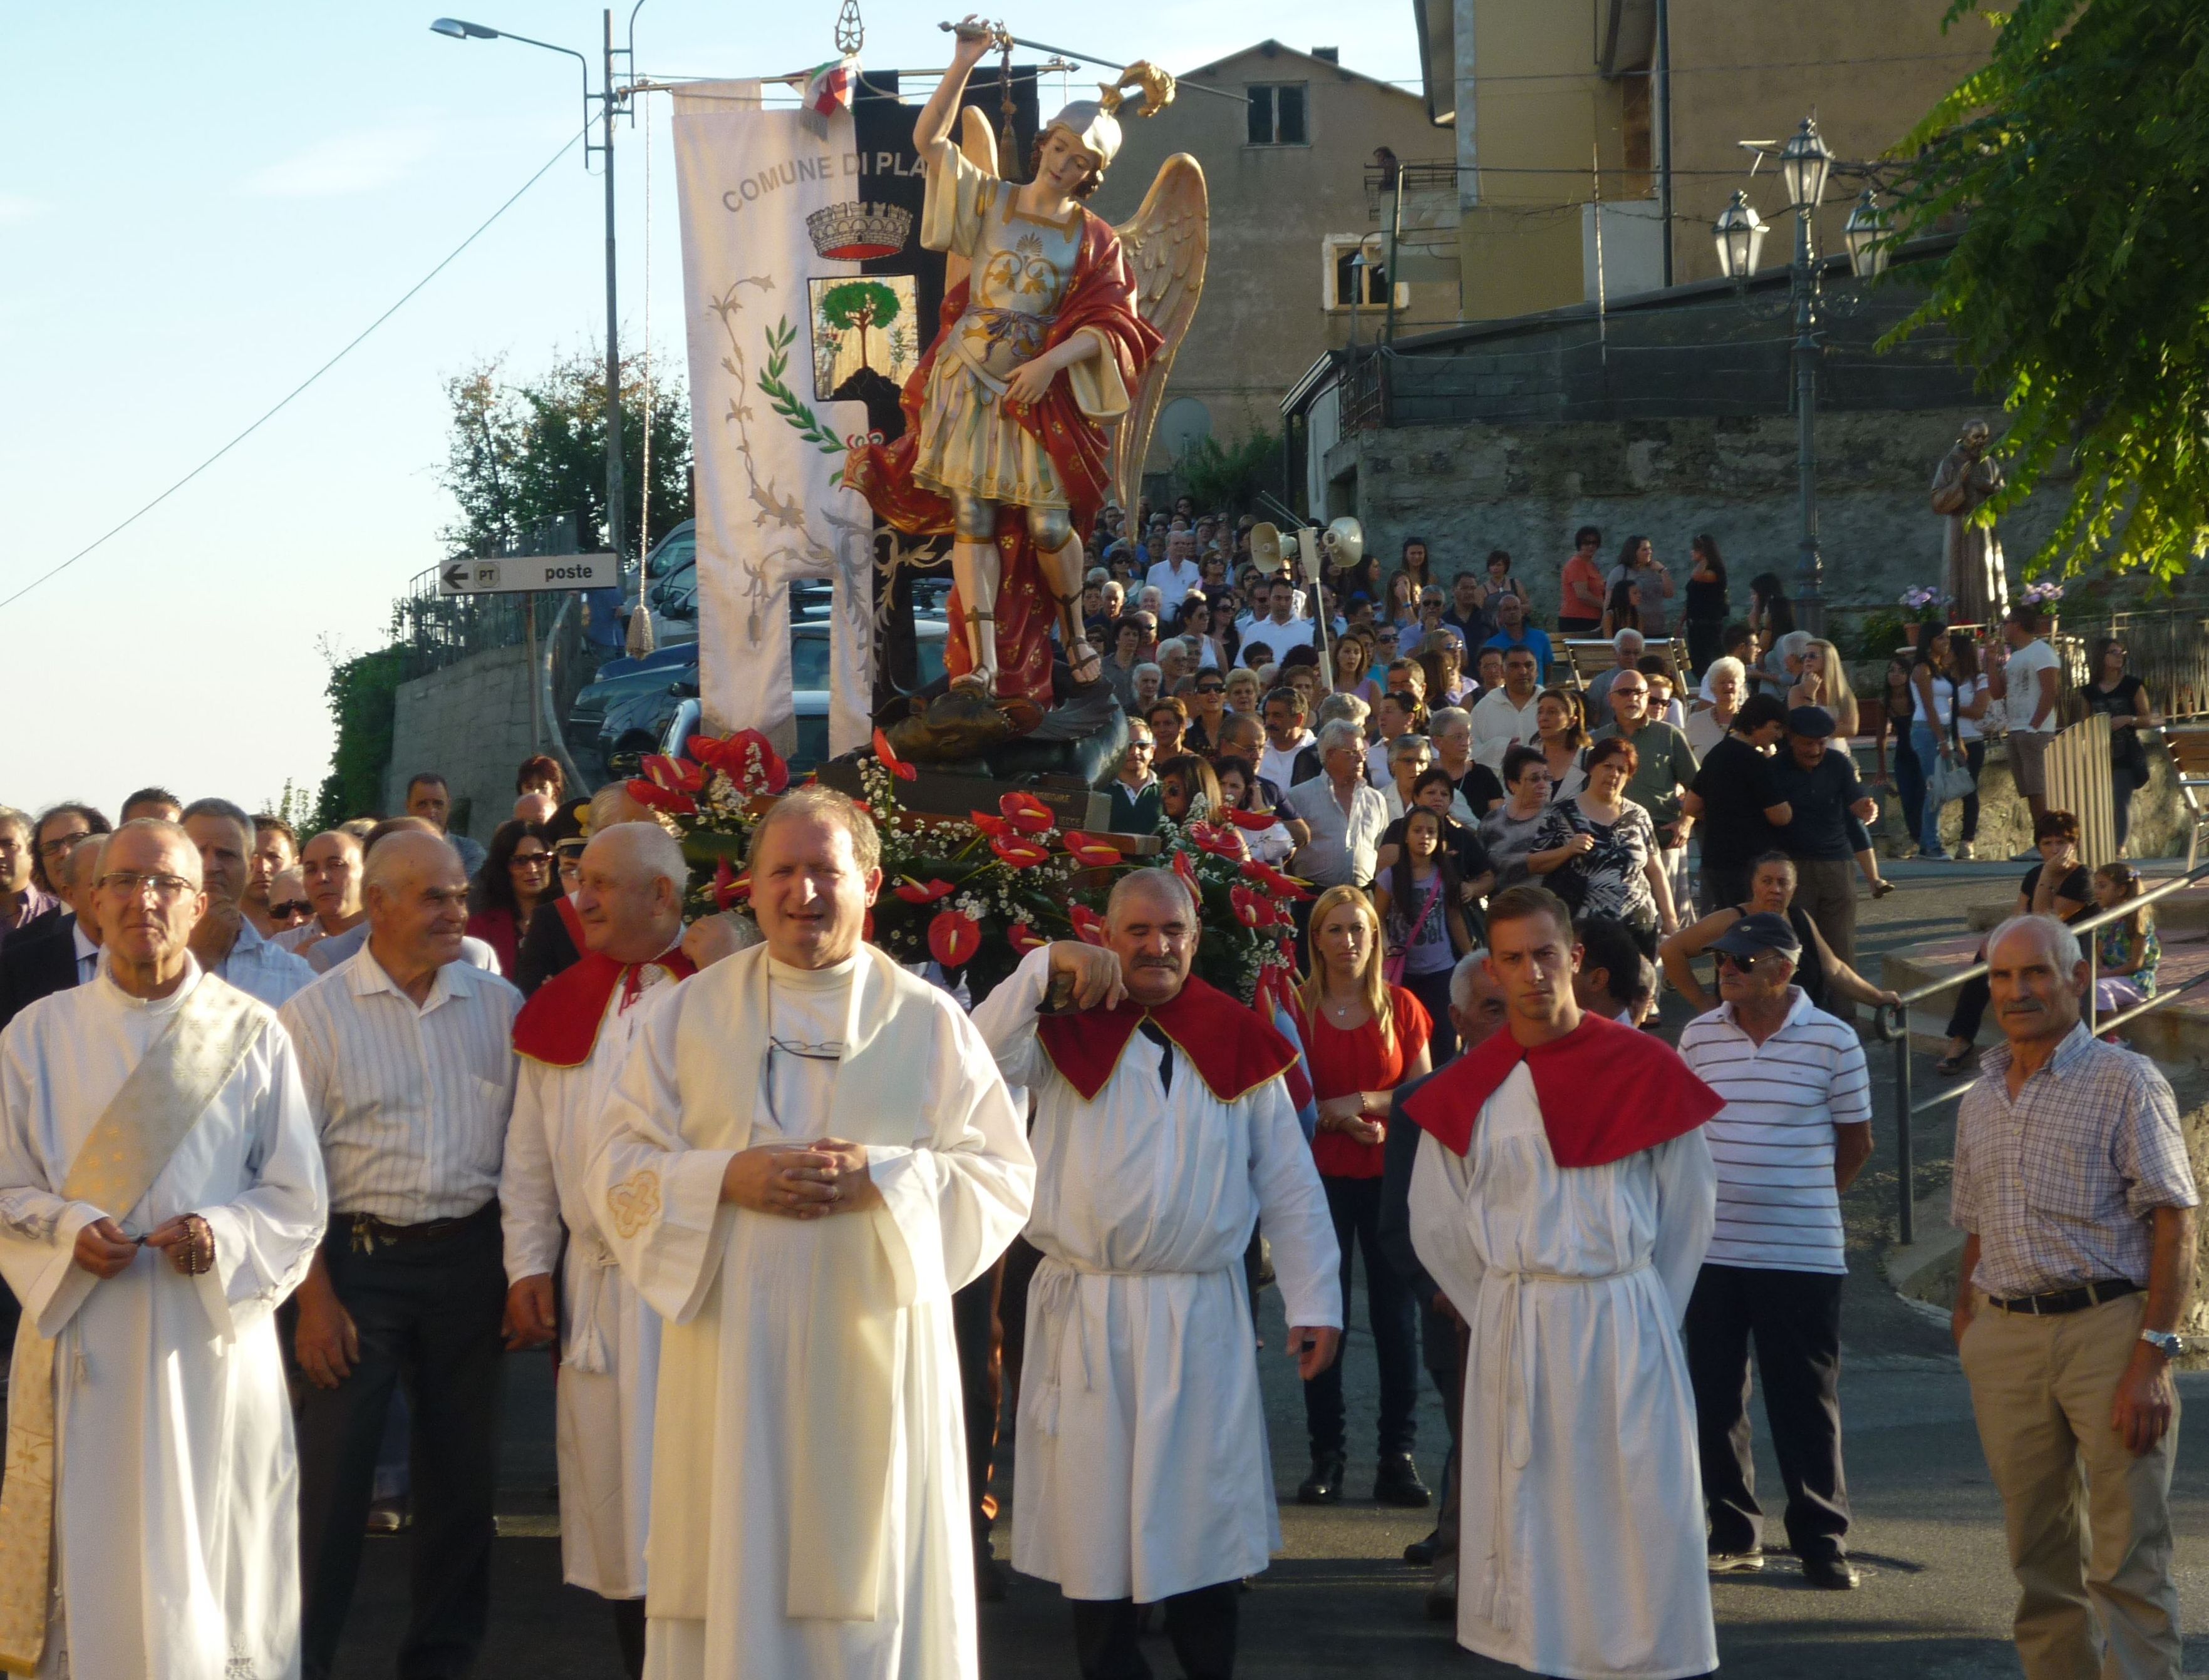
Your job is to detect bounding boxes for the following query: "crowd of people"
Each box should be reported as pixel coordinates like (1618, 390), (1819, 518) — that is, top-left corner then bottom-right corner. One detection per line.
(0, 512), (2193, 1680)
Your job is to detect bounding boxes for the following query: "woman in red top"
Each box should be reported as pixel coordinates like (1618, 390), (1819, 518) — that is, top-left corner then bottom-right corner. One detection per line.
(1291, 884), (1434, 1511)
(463, 818), (554, 976)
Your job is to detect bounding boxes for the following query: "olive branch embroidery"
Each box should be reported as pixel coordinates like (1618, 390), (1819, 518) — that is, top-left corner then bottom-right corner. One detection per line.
(759, 317), (849, 471)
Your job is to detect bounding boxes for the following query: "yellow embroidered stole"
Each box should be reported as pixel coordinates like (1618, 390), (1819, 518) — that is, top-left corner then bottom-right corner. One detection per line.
(0, 975), (267, 1676)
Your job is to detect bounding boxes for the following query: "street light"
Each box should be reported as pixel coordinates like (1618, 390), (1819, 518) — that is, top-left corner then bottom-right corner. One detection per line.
(432, 11), (631, 644)
(1843, 187), (1890, 279)
(1712, 191), (1766, 281)
(1778, 115), (1834, 213)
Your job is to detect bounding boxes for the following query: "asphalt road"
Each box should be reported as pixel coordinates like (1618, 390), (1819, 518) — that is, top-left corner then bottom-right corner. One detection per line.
(333, 857), (2209, 1676)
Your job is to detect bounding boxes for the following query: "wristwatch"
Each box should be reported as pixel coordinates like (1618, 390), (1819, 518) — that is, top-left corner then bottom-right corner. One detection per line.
(2139, 1329), (2186, 1358)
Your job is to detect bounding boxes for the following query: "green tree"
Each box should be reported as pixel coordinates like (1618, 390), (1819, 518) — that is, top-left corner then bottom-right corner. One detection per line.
(817, 281), (903, 378)
(1177, 426), (1283, 515)
(438, 349), (693, 562)
(310, 641), (407, 831)
(1885, 0), (2209, 581)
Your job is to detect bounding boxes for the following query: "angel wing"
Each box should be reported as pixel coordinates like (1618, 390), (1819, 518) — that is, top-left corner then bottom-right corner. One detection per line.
(1110, 153), (1209, 516)
(942, 106), (1001, 297)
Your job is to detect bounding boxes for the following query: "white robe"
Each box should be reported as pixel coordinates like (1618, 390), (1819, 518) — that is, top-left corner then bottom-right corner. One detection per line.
(0, 962), (328, 1680)
(1409, 1063), (1717, 1680)
(970, 946), (1342, 1604)
(500, 971), (680, 1600)
(592, 948), (1033, 1680)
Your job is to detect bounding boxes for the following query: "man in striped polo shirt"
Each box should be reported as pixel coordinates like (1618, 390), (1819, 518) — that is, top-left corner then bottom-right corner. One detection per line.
(1677, 911), (1872, 1590)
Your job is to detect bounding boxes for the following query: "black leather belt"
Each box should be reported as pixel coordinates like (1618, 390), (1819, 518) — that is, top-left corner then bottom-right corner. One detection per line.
(1988, 1277), (2141, 1316)
(336, 1199), (499, 1255)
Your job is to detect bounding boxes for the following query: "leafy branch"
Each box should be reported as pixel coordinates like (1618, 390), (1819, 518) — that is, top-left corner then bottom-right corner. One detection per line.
(758, 318), (847, 459)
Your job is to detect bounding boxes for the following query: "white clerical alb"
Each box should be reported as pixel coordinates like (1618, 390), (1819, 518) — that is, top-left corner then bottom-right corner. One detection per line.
(591, 943), (1033, 1680)
(0, 959), (329, 1680)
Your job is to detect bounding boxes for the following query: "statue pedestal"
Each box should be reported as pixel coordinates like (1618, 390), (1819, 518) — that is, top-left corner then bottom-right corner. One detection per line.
(814, 759), (1162, 852)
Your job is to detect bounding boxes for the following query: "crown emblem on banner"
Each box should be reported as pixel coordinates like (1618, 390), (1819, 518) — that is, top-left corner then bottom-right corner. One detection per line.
(806, 201), (913, 260)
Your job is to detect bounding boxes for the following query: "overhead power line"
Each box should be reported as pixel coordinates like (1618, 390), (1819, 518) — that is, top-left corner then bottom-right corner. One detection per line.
(0, 123), (589, 615)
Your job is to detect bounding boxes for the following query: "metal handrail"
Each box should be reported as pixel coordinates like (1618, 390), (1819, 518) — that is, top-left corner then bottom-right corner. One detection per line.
(1871, 856), (2209, 1243)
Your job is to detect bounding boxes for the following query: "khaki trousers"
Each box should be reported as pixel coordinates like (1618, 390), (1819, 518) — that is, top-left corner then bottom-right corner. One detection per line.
(1958, 1291), (2182, 1680)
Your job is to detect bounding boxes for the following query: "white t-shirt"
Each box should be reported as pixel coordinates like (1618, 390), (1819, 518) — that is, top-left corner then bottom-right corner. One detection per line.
(2004, 637), (2062, 734)
(1677, 991), (1871, 1275)
(1246, 615), (1316, 656)
(1955, 673), (1989, 743)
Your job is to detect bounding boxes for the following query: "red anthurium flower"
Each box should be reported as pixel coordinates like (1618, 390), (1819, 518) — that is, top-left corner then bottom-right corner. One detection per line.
(1187, 822), (1248, 860)
(1171, 849), (1201, 896)
(968, 810), (1010, 838)
(625, 779), (698, 817)
(1070, 904), (1109, 946)
(871, 727), (919, 783)
(689, 730), (789, 795)
(1008, 920), (1049, 954)
(1242, 858), (1312, 900)
(641, 754), (705, 792)
(1229, 884), (1268, 929)
(892, 877), (956, 905)
(991, 837), (1050, 870)
(1062, 832), (1124, 868)
(713, 860), (751, 909)
(1223, 807), (1279, 832)
(928, 907), (981, 968)
(998, 791), (1055, 834)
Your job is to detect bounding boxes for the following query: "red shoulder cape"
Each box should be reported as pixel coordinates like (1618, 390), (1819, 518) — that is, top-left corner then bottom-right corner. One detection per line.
(845, 208), (1162, 706)
(512, 947), (697, 1068)
(1402, 1012), (1721, 1167)
(1037, 974), (1299, 1105)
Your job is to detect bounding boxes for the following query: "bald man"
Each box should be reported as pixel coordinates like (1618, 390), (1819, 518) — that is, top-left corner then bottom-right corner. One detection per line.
(275, 830), (366, 962)
(500, 823), (697, 1677)
(280, 829), (523, 1679)
(299, 818), (503, 978)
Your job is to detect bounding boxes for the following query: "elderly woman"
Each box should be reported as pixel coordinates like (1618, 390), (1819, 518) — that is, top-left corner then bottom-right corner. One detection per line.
(1224, 666), (1263, 716)
(1130, 661), (1164, 712)
(1660, 850), (1898, 1016)
(1480, 744), (1556, 889)
(1156, 637), (1196, 697)
(1526, 734), (1677, 955)
(1380, 733), (1434, 820)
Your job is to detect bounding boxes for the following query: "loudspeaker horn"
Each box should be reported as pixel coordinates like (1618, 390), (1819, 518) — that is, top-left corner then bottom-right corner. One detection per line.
(1248, 522), (1285, 574)
(1325, 517), (1365, 569)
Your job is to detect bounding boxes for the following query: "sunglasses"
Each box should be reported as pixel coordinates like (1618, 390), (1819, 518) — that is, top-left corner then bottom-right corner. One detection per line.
(1195, 683), (1225, 695)
(1712, 949), (1783, 972)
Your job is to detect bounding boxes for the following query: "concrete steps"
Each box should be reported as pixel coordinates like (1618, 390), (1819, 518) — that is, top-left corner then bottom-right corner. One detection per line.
(1965, 884), (2209, 933)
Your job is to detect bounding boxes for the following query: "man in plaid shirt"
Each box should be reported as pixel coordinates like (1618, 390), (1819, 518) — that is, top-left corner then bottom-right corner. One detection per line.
(1952, 914), (2197, 1680)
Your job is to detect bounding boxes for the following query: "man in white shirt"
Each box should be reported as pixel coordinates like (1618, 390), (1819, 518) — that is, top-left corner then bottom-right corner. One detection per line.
(304, 818), (505, 976)
(1146, 530), (1203, 621)
(1233, 577), (1274, 645)
(1675, 913), (1871, 1590)
(1257, 585), (1318, 656)
(182, 798), (316, 1009)
(281, 830), (522, 1680)
(1467, 647), (1544, 773)
(1284, 722), (1390, 890)
(2000, 604), (2064, 826)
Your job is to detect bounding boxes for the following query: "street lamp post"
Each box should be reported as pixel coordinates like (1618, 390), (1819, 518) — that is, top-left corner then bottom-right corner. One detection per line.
(432, 13), (629, 617)
(1714, 116), (1892, 642)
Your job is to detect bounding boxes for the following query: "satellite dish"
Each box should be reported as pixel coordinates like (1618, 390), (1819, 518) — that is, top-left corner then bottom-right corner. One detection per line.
(1248, 522), (1285, 574)
(1325, 517), (1365, 569)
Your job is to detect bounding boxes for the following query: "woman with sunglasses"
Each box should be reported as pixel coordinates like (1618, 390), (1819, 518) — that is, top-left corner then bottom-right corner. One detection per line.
(466, 819), (555, 976)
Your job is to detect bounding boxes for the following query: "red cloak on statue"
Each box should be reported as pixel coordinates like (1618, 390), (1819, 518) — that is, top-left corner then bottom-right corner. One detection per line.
(846, 210), (1161, 708)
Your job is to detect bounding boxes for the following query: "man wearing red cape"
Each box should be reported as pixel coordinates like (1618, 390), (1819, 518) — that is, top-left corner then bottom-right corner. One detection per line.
(1407, 885), (1722, 1680)
(846, 18), (1162, 708)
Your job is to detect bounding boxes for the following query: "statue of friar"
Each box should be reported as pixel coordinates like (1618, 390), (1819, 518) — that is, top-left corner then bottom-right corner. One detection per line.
(1930, 419), (2009, 627)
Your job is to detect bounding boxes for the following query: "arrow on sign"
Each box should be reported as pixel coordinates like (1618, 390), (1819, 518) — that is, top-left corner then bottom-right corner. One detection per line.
(443, 564), (471, 589)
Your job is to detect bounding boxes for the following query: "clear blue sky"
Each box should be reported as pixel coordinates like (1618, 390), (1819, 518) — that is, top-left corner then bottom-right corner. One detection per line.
(1, 4), (1422, 819)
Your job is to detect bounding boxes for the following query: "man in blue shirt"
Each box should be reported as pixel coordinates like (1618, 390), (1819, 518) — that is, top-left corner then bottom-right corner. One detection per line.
(1480, 591), (1554, 684)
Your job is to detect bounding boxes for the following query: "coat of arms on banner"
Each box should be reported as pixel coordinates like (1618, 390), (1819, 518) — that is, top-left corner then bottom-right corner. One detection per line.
(808, 276), (920, 407)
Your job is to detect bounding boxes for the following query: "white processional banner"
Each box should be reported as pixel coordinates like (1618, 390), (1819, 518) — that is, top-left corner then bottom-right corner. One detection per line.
(673, 83), (876, 757)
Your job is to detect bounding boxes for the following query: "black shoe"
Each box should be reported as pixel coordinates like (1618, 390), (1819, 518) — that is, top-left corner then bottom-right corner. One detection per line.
(1802, 1555), (1860, 1590)
(1296, 1451), (1345, 1505)
(1373, 1453), (1432, 1508)
(1402, 1528), (1439, 1567)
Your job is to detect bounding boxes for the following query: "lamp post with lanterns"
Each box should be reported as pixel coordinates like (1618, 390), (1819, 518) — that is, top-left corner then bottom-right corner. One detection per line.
(1714, 116), (1889, 639)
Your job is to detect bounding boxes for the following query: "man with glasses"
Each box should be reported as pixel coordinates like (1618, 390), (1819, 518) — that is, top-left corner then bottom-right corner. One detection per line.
(1677, 912), (1871, 1589)
(1591, 669), (1700, 922)
(1106, 723), (1162, 833)
(182, 798), (316, 1009)
(28, 803), (109, 896)
(0, 808), (58, 963)
(0, 818), (328, 1678)
(282, 830), (522, 1680)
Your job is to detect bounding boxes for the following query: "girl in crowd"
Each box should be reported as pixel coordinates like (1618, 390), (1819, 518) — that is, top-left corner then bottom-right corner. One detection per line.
(1683, 534), (1729, 673)
(1473, 549), (1528, 641)
(1608, 534), (1674, 637)
(1212, 757), (1295, 864)
(465, 819), (554, 976)
(2091, 860), (2161, 1026)
(1291, 885), (1433, 1510)
(1375, 766), (1491, 889)
(1332, 632), (1382, 706)
(1176, 594), (1229, 671)
(1534, 687), (1590, 801)
(1154, 753), (1222, 828)
(1374, 807), (1477, 1063)
(1480, 745), (1556, 887)
(1908, 625), (1958, 860)
(1748, 572), (1796, 652)
(1415, 636), (1471, 706)
(1383, 572), (1422, 632)
(1600, 578), (1643, 639)
(1528, 735), (1677, 956)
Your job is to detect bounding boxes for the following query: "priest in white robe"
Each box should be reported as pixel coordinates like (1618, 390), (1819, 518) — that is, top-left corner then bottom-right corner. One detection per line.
(0, 818), (328, 1680)
(501, 822), (698, 1678)
(590, 786), (1033, 1680)
(1408, 884), (1720, 1680)
(970, 868), (1342, 1680)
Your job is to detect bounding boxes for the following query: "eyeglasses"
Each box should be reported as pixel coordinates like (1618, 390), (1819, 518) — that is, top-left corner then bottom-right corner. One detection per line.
(511, 852), (552, 868)
(36, 832), (89, 860)
(97, 870), (197, 902)
(269, 899), (313, 919)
